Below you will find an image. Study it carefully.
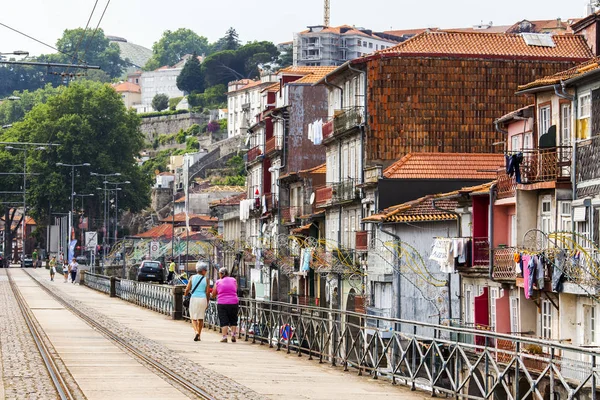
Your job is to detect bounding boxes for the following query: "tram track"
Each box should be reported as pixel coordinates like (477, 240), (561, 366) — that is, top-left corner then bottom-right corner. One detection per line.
(7, 269), (75, 400)
(21, 269), (217, 400)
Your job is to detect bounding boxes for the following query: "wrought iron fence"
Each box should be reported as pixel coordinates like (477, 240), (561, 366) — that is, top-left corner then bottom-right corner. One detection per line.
(332, 179), (358, 203)
(115, 278), (174, 316)
(492, 247), (518, 281)
(333, 107), (363, 136)
(85, 272), (111, 295)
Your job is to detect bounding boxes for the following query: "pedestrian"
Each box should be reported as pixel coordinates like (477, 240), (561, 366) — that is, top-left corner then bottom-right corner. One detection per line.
(69, 259), (79, 284)
(167, 258), (176, 284)
(184, 261), (209, 341)
(211, 267), (239, 343)
(32, 249), (38, 269)
(49, 256), (57, 281)
(62, 260), (69, 283)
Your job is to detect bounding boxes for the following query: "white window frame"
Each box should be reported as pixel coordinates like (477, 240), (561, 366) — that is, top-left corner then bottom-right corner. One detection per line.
(541, 299), (553, 340)
(580, 93), (592, 119)
(465, 285), (473, 325)
(561, 103), (572, 146)
(541, 196), (552, 235)
(559, 201), (572, 232)
(490, 288), (499, 330)
(511, 135), (520, 153)
(539, 105), (551, 136)
(510, 297), (520, 334)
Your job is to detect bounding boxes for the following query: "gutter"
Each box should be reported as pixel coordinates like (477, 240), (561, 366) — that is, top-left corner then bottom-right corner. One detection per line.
(494, 120), (508, 135)
(324, 75), (344, 109)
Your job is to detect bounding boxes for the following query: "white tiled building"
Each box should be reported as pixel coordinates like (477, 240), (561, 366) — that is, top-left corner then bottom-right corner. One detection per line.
(227, 75), (276, 138)
(140, 67), (184, 107)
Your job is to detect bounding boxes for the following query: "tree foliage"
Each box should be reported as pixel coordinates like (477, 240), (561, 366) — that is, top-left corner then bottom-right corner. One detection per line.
(0, 84), (63, 126)
(187, 84), (227, 109)
(202, 41), (278, 87)
(145, 28), (210, 70)
(0, 81), (150, 232)
(211, 28), (241, 53)
(176, 53), (204, 94)
(152, 93), (169, 112)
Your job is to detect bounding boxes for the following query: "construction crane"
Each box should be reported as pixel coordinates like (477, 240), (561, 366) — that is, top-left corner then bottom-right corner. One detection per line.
(324, 0), (330, 26)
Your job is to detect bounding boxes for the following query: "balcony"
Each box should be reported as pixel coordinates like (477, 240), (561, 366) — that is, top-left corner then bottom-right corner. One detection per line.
(247, 146), (262, 163)
(315, 186), (333, 207)
(472, 237), (490, 267)
(497, 147), (571, 198)
(264, 193), (278, 211)
(332, 179), (358, 203)
(265, 136), (282, 155)
(492, 247), (518, 281)
(332, 107), (363, 137)
(241, 102), (251, 111)
(281, 206), (302, 224)
(355, 230), (369, 251)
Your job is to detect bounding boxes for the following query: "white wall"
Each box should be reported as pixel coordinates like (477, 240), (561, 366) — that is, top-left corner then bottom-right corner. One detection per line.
(140, 68), (184, 106)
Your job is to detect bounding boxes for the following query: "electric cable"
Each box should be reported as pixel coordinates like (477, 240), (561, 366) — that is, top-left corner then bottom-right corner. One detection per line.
(65, 0), (100, 76)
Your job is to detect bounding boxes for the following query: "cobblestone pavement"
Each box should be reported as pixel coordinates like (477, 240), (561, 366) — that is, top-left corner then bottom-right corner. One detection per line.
(0, 270), (58, 400)
(28, 270), (263, 400)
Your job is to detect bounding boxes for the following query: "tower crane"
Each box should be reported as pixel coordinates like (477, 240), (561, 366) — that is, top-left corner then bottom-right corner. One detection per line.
(324, 0), (330, 26)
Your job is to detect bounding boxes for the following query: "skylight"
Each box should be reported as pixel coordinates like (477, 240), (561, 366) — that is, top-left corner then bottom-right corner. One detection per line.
(521, 33), (556, 48)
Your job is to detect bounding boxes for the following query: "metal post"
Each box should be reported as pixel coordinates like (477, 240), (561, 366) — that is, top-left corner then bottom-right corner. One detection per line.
(70, 165), (74, 250)
(103, 181), (107, 267)
(171, 191), (175, 258)
(22, 148), (26, 266)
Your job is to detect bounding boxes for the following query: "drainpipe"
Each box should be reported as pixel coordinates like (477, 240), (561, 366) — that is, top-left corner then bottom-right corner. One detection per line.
(324, 75), (344, 110)
(487, 183), (497, 280)
(378, 223), (401, 320)
(431, 197), (462, 323)
(494, 120), (508, 135)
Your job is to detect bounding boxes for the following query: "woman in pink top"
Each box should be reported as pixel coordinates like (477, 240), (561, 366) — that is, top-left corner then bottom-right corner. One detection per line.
(211, 267), (239, 343)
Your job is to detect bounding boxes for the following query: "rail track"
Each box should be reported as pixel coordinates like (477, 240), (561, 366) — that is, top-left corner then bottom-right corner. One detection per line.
(7, 269), (75, 400)
(18, 269), (217, 400)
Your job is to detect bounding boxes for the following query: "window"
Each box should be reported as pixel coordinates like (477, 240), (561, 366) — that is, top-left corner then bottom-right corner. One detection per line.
(561, 104), (572, 146)
(559, 201), (571, 232)
(580, 93), (592, 119)
(523, 132), (533, 150)
(490, 288), (499, 330)
(369, 42), (373, 49)
(541, 197), (552, 234)
(511, 135), (520, 152)
(577, 220), (590, 248)
(510, 297), (520, 334)
(465, 286), (473, 324)
(585, 305), (597, 345)
(539, 105), (551, 136)
(541, 299), (553, 340)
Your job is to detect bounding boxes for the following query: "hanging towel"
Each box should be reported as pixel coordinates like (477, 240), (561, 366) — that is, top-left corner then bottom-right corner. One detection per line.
(525, 256), (535, 299)
(457, 238), (467, 264)
(536, 255), (545, 290)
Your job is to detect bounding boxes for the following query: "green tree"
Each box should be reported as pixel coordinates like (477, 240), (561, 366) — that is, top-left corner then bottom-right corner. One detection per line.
(0, 84), (64, 126)
(176, 52), (204, 94)
(145, 28), (210, 70)
(277, 50), (293, 68)
(39, 28), (126, 78)
(1, 81), (150, 236)
(152, 93), (169, 111)
(211, 28), (241, 52)
(187, 84), (227, 109)
(202, 41), (279, 87)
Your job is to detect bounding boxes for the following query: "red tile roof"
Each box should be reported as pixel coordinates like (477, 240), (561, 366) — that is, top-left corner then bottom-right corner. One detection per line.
(210, 193), (247, 207)
(364, 182), (493, 223)
(113, 81), (141, 93)
(136, 224), (174, 239)
(517, 57), (600, 91)
(299, 163), (326, 175)
(384, 153), (504, 180)
(370, 31), (592, 61)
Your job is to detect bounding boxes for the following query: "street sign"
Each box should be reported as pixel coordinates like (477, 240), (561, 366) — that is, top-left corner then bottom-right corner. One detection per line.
(150, 241), (160, 258)
(85, 232), (98, 250)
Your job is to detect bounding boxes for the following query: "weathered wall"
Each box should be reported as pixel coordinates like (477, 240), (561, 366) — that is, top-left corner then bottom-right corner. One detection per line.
(365, 56), (581, 164)
(151, 187), (172, 212)
(140, 113), (208, 140)
(286, 85), (328, 173)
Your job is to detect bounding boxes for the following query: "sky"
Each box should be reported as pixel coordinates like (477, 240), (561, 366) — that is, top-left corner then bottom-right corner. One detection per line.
(0, 0), (595, 57)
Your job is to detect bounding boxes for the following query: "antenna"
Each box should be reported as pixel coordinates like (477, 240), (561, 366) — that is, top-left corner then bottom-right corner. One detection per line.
(324, 0), (330, 26)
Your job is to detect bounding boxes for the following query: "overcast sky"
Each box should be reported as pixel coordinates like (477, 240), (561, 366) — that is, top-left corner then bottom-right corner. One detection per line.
(0, 0), (594, 57)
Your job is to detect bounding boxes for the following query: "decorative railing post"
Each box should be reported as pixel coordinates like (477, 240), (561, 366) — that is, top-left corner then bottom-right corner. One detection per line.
(172, 286), (183, 320)
(109, 276), (117, 298)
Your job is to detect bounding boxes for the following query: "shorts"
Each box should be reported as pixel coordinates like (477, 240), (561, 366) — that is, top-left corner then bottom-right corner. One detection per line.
(217, 303), (239, 327)
(189, 297), (208, 320)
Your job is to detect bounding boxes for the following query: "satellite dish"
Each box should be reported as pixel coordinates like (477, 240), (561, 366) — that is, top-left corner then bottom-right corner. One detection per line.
(309, 192), (316, 205)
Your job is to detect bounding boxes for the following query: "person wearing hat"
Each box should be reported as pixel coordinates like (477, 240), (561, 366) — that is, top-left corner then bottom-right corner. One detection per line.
(184, 261), (210, 341)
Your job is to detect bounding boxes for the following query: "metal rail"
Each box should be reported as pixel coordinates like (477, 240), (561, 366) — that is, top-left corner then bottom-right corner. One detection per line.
(7, 270), (74, 400)
(22, 270), (216, 400)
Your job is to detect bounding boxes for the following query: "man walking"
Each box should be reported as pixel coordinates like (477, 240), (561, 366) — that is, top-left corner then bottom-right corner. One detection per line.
(168, 258), (176, 284)
(32, 249), (38, 269)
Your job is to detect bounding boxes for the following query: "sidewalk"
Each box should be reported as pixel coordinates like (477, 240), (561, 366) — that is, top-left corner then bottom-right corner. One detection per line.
(28, 268), (428, 399)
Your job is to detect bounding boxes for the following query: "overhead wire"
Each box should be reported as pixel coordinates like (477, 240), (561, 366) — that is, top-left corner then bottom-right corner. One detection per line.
(64, 0), (101, 76)
(79, 0), (112, 71)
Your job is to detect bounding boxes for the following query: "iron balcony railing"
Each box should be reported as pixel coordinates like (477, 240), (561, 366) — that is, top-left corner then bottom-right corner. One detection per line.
(265, 136), (282, 155)
(497, 147), (572, 198)
(472, 237), (490, 267)
(246, 145), (262, 163)
(84, 273), (600, 399)
(492, 247), (518, 281)
(332, 179), (359, 203)
(333, 107), (363, 137)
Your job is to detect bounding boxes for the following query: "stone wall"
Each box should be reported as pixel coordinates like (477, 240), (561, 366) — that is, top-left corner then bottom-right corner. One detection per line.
(140, 113), (209, 140)
(151, 187), (172, 212)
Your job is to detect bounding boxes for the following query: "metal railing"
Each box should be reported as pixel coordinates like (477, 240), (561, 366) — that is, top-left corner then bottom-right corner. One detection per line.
(281, 206), (302, 224)
(85, 272), (111, 295)
(265, 136), (282, 155)
(472, 237), (490, 267)
(247, 145), (262, 163)
(115, 279), (174, 316)
(492, 247), (518, 281)
(314, 186), (333, 207)
(332, 179), (358, 203)
(83, 274), (600, 398)
(333, 107), (363, 136)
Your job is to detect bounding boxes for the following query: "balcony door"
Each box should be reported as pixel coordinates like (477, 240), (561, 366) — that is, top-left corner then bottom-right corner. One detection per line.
(560, 104), (572, 177)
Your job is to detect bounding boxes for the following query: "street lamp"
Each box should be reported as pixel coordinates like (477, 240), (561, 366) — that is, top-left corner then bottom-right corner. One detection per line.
(5, 145), (46, 265)
(104, 180), (130, 245)
(73, 193), (94, 261)
(91, 172), (121, 268)
(56, 162), (91, 261)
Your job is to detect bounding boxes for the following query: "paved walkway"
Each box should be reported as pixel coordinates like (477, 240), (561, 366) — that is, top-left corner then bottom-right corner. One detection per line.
(5, 268), (428, 399)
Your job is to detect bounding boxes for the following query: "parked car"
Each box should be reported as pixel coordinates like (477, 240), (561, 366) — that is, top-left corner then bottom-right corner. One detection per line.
(75, 255), (88, 265)
(136, 260), (164, 284)
(21, 255), (34, 268)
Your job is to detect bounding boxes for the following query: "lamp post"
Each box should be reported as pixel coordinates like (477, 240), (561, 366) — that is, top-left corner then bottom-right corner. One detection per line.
(5, 145), (47, 265)
(91, 172), (121, 269)
(104, 181), (130, 244)
(56, 162), (91, 262)
(73, 193), (94, 259)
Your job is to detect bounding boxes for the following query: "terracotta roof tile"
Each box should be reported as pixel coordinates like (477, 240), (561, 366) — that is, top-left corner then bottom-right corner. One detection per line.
(364, 182), (494, 223)
(136, 224), (173, 239)
(517, 57), (600, 91)
(278, 66), (338, 76)
(262, 82), (280, 93)
(113, 81), (141, 93)
(374, 31), (592, 60)
(210, 193), (247, 207)
(384, 153), (504, 180)
(299, 163), (326, 175)
(159, 213), (217, 224)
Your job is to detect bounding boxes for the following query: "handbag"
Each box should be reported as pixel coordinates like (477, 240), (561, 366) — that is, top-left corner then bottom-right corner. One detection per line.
(183, 276), (204, 309)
